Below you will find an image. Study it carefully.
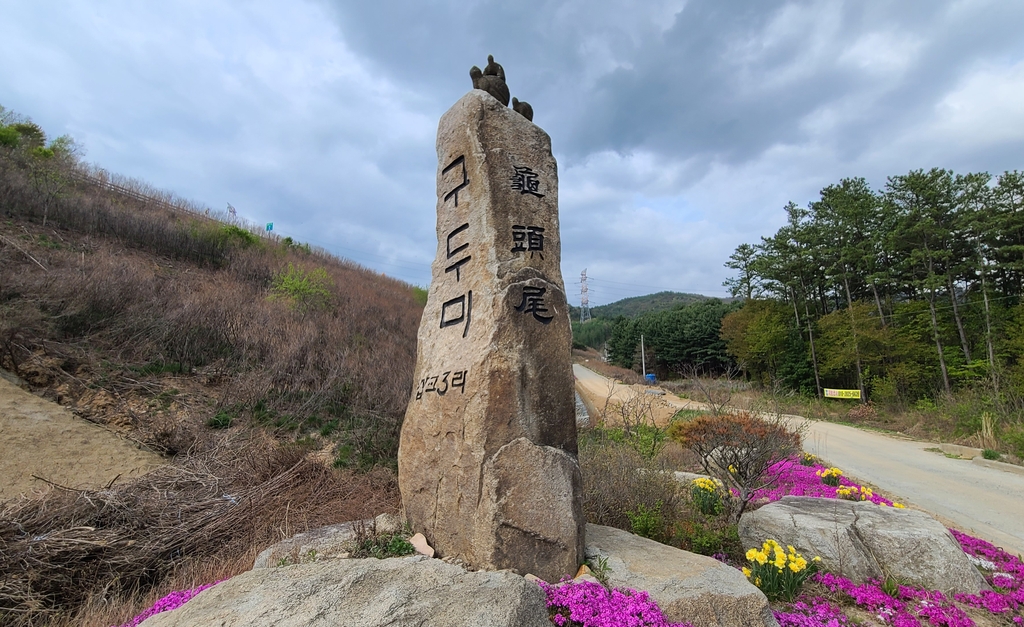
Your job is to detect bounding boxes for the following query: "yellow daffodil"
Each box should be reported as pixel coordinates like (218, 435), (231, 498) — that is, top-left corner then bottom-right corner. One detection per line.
(742, 567), (751, 578)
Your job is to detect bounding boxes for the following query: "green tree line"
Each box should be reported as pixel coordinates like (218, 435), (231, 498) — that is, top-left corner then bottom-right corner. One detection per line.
(603, 299), (740, 377)
(721, 168), (1024, 411)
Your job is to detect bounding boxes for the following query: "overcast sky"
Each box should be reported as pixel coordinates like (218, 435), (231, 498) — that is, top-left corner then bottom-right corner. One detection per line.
(2, 1), (1023, 305)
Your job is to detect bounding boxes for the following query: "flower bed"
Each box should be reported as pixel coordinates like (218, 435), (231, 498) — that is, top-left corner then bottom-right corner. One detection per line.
(122, 455), (1023, 627)
(755, 455), (1024, 626)
(539, 579), (693, 627)
(115, 581), (221, 627)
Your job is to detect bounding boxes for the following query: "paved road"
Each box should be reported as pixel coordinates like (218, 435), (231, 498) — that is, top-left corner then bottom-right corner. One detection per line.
(573, 364), (1024, 556)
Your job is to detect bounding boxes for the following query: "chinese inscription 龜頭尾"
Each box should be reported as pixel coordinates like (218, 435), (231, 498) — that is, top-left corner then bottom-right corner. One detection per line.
(415, 369), (468, 400)
(511, 225), (544, 259)
(510, 165), (544, 198)
(515, 285), (554, 324)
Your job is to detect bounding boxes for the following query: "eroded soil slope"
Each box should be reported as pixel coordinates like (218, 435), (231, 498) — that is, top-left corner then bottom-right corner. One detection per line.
(0, 372), (163, 500)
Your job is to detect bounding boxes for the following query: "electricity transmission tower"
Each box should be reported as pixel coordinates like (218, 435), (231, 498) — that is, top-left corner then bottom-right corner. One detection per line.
(579, 269), (591, 323)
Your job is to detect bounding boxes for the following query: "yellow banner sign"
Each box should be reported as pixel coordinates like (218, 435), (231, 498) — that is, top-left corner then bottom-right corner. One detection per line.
(824, 388), (861, 399)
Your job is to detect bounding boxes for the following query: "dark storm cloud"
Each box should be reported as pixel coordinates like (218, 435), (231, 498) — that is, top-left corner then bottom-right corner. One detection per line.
(2, 1), (1023, 302)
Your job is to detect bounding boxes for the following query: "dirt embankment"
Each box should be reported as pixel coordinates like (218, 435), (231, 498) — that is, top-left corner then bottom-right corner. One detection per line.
(0, 371), (163, 501)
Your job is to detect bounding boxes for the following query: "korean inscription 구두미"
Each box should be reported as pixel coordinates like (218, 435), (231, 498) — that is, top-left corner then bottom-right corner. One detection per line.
(438, 156), (474, 338)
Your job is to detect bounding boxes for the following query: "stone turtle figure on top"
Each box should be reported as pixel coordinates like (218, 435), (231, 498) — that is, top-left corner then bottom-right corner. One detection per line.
(469, 55), (510, 107)
(469, 55), (534, 121)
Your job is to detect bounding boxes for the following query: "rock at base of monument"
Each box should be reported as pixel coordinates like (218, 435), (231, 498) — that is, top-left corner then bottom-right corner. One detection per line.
(140, 556), (552, 627)
(252, 513), (402, 569)
(584, 523), (778, 627)
(738, 496), (988, 595)
(477, 437), (585, 581)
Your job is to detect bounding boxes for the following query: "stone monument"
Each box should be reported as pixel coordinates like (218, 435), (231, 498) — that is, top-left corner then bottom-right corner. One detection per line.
(398, 58), (584, 582)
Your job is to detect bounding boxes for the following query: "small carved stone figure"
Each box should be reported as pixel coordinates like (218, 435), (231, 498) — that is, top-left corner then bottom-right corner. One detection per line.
(469, 55), (510, 107)
(512, 97), (533, 122)
(483, 54), (505, 81)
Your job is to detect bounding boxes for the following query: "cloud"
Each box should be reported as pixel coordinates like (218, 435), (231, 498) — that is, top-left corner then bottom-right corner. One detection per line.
(2, 0), (1023, 303)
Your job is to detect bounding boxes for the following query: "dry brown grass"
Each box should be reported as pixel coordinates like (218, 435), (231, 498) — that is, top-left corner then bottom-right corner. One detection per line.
(0, 122), (417, 624)
(0, 145), (422, 466)
(0, 434), (399, 626)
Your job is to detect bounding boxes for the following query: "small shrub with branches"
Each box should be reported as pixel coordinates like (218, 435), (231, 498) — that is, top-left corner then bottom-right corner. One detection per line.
(667, 411), (802, 519)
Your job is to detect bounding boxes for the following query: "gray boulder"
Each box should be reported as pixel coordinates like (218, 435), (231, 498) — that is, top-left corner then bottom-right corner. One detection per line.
(585, 523), (777, 627)
(252, 513), (401, 569)
(738, 496), (987, 594)
(141, 555), (551, 627)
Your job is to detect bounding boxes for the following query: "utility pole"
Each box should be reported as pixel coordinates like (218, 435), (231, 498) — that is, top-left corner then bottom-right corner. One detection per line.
(579, 269), (591, 323)
(640, 334), (646, 378)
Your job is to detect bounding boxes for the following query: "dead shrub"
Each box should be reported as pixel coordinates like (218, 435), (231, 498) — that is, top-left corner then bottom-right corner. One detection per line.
(578, 436), (681, 536)
(668, 411), (802, 519)
(0, 434), (400, 626)
(846, 403), (878, 423)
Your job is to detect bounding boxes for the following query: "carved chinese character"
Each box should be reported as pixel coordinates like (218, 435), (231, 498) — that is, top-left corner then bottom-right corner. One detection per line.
(441, 291), (472, 337)
(442, 155), (470, 207)
(514, 286), (554, 324)
(510, 166), (544, 198)
(445, 223), (471, 281)
(511, 225), (544, 259)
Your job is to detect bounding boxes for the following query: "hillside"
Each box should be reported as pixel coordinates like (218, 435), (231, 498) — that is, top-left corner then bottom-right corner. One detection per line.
(570, 291), (722, 321)
(0, 112), (420, 625)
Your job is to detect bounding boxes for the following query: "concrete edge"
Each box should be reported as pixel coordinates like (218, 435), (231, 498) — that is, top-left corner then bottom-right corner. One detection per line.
(938, 443), (983, 459)
(972, 456), (1024, 476)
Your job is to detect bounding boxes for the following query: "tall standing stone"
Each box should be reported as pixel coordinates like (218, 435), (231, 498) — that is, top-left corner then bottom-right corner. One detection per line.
(398, 88), (584, 582)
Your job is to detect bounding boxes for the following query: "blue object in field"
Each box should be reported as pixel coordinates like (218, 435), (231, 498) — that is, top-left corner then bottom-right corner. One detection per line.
(645, 373), (656, 385)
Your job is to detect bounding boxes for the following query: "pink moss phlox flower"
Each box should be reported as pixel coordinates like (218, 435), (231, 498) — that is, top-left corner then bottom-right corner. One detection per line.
(750, 459), (895, 506)
(773, 597), (855, 626)
(949, 528), (1024, 620)
(114, 580), (223, 627)
(538, 579), (693, 627)
(756, 457), (1024, 625)
(814, 572), (975, 626)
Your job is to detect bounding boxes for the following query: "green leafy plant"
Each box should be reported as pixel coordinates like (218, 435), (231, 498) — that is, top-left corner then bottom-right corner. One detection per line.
(585, 555), (611, 587)
(625, 501), (664, 541)
(350, 527), (415, 560)
(269, 263), (333, 312)
(206, 410), (233, 429)
(673, 519), (740, 558)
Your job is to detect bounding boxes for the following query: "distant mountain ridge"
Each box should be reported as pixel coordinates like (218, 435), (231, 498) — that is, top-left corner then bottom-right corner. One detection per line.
(570, 291), (731, 320)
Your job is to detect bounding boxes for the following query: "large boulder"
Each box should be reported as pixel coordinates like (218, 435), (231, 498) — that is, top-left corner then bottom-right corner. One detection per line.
(584, 523), (778, 627)
(398, 88), (584, 582)
(738, 496), (987, 594)
(141, 556), (552, 627)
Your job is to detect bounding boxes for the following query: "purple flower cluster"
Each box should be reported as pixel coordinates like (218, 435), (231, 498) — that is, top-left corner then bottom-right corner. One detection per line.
(760, 456), (1024, 626)
(113, 581), (221, 627)
(751, 458), (896, 506)
(950, 529), (1024, 619)
(815, 572), (974, 626)
(539, 579), (693, 627)
(773, 597), (855, 626)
